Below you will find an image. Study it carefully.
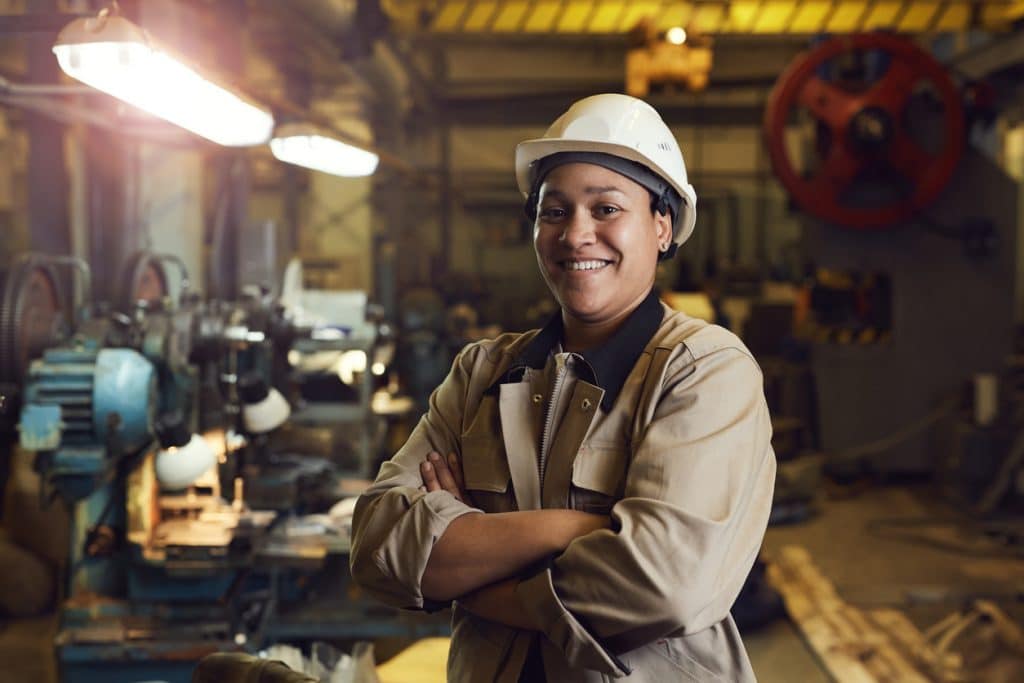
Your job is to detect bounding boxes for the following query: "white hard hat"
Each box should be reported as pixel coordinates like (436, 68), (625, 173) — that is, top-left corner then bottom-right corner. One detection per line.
(516, 93), (697, 250)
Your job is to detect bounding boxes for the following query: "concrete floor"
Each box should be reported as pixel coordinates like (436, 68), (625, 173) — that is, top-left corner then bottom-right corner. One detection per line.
(3, 482), (1022, 682)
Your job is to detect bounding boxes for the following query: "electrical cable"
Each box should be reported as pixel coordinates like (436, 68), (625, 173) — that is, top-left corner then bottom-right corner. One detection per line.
(832, 395), (959, 461)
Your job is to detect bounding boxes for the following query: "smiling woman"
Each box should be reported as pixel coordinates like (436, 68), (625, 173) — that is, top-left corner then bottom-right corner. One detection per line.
(532, 162), (672, 350)
(350, 94), (777, 683)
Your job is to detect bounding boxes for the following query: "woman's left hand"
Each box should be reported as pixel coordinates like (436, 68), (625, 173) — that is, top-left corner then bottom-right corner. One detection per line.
(421, 451), (472, 505)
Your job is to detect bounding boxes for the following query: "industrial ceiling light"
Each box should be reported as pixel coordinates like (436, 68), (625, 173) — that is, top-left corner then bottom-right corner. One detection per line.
(666, 27), (687, 45)
(153, 412), (216, 490)
(270, 123), (380, 177)
(52, 5), (274, 146)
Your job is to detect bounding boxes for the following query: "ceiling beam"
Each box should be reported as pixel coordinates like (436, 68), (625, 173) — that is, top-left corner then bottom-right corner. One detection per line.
(442, 94), (767, 126)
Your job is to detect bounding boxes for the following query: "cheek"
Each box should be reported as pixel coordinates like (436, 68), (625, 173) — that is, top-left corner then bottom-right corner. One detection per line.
(534, 227), (556, 259)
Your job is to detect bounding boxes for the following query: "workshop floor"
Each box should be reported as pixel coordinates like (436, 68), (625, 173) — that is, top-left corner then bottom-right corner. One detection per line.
(746, 483), (1024, 682)
(2, 483), (1021, 682)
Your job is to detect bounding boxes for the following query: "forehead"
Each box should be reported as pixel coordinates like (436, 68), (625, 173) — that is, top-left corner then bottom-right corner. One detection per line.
(539, 162), (647, 197)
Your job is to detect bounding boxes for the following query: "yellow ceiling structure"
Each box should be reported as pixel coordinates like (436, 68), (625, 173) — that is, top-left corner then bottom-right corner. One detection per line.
(382, 0), (1024, 35)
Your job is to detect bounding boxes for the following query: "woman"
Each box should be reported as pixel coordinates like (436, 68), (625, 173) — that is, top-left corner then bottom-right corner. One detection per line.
(351, 94), (776, 682)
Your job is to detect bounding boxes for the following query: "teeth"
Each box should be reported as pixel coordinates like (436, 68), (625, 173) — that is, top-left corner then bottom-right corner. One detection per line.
(565, 260), (608, 271)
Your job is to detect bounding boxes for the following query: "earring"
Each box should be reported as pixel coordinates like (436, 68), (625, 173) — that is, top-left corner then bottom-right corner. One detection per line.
(659, 242), (669, 252)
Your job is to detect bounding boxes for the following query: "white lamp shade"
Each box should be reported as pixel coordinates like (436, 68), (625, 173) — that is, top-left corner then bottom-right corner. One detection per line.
(242, 387), (291, 434)
(53, 16), (274, 146)
(155, 434), (216, 490)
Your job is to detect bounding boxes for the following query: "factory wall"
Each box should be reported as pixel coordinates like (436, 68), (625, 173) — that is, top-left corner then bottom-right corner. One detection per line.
(136, 144), (205, 295)
(443, 117), (805, 329)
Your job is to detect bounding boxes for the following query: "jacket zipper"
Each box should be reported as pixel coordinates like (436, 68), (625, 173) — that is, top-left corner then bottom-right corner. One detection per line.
(538, 354), (568, 493)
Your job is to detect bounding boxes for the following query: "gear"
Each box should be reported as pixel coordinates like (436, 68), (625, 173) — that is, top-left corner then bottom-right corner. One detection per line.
(0, 262), (66, 384)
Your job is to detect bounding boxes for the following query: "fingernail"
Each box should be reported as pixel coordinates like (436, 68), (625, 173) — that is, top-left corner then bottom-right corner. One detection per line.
(423, 462), (432, 472)
(430, 453), (440, 462)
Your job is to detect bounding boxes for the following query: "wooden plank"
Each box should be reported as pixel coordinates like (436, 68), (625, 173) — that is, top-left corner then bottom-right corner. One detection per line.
(767, 545), (935, 683)
(767, 547), (878, 683)
(870, 608), (962, 679)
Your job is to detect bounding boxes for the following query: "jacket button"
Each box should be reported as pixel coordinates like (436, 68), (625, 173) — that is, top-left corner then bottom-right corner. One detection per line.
(532, 394), (542, 404)
(581, 398), (592, 410)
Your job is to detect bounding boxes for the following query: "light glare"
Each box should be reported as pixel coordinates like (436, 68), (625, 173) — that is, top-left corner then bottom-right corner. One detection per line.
(335, 350), (368, 385)
(270, 133), (380, 177)
(53, 41), (274, 146)
(666, 27), (687, 45)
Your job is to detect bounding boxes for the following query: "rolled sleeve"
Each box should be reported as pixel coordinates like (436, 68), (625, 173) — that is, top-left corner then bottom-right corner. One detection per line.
(352, 486), (479, 610)
(349, 346), (483, 610)
(519, 345), (776, 662)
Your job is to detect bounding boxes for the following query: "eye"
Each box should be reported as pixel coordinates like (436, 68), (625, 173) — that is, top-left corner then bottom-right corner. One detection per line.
(539, 206), (567, 220)
(595, 205), (620, 217)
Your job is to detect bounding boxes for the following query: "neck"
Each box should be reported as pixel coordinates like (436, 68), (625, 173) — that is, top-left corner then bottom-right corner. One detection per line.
(561, 317), (621, 353)
(561, 290), (652, 353)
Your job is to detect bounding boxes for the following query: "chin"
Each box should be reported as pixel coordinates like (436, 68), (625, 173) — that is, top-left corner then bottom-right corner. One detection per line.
(559, 297), (610, 322)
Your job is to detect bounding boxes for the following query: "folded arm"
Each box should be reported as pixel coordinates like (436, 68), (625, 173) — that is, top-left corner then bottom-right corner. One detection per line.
(349, 344), (609, 612)
(419, 452), (607, 604)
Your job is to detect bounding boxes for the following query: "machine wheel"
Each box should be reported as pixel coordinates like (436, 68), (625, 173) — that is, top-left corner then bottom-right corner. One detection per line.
(120, 251), (170, 312)
(0, 262), (66, 385)
(764, 33), (965, 229)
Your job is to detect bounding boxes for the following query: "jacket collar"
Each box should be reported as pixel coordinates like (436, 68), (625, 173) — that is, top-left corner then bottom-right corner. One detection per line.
(496, 289), (665, 412)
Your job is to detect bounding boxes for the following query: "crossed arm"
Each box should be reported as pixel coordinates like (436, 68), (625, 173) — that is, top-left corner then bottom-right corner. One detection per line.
(417, 451), (609, 629)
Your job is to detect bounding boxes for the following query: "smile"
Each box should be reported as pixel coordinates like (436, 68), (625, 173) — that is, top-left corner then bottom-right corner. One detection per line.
(562, 259), (611, 271)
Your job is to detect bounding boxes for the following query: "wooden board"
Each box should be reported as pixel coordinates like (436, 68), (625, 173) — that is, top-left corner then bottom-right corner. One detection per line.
(767, 545), (938, 683)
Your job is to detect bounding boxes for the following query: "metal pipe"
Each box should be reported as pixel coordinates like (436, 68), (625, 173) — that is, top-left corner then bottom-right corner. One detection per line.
(0, 11), (91, 33)
(0, 74), (95, 95)
(0, 93), (199, 144)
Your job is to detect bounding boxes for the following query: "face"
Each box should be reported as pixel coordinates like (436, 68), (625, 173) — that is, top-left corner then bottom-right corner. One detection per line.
(533, 162), (672, 329)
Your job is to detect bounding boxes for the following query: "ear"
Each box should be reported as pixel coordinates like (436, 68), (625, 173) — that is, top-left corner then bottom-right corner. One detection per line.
(654, 210), (673, 247)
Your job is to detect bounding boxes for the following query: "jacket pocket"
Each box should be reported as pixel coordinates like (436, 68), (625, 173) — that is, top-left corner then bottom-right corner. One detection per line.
(461, 435), (511, 493)
(571, 443), (628, 514)
(461, 436), (517, 513)
(622, 639), (725, 682)
(658, 637), (726, 682)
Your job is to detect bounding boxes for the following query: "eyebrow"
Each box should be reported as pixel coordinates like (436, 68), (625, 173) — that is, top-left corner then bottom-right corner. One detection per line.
(540, 186), (627, 199)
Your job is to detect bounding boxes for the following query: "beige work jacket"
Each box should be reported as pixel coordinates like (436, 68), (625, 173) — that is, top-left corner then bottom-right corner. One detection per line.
(351, 298), (776, 682)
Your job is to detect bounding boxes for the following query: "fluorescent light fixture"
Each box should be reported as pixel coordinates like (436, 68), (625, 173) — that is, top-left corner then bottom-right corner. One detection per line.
(666, 27), (687, 45)
(52, 10), (274, 146)
(270, 123), (379, 177)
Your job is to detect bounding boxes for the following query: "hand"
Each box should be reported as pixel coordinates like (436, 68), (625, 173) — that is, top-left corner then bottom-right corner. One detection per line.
(421, 451), (472, 506)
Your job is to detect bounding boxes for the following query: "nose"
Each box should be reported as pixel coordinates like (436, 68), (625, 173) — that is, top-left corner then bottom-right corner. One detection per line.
(559, 211), (596, 249)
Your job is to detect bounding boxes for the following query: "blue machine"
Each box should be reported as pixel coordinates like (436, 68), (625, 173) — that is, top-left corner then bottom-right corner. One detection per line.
(21, 346), (156, 597)
(4, 255), (447, 683)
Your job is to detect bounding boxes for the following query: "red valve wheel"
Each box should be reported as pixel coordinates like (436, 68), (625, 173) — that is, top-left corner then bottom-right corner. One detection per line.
(764, 33), (965, 229)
